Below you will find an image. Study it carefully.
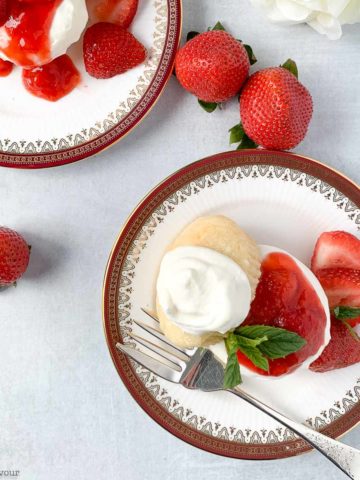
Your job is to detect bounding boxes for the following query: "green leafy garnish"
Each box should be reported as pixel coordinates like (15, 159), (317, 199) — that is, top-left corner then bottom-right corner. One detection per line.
(229, 122), (258, 150)
(223, 326), (307, 389)
(229, 123), (245, 144)
(333, 306), (360, 342)
(198, 99), (218, 113)
(281, 58), (298, 79)
(237, 325), (307, 359)
(212, 21), (226, 31)
(243, 44), (257, 65)
(186, 31), (200, 42)
(333, 306), (360, 319)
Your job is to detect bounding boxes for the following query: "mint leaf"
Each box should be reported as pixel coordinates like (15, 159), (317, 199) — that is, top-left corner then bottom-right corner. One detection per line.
(281, 59), (298, 79)
(229, 123), (245, 144)
(224, 333), (242, 388)
(334, 306), (360, 319)
(244, 44), (257, 65)
(236, 135), (257, 150)
(212, 21), (226, 31)
(198, 99), (218, 113)
(236, 325), (306, 359)
(238, 344), (269, 371)
(187, 31), (200, 42)
(236, 335), (268, 348)
(223, 350), (242, 389)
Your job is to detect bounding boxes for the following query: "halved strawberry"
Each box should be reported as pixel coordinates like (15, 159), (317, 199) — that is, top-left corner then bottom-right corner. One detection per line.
(311, 231), (360, 274)
(310, 315), (360, 372)
(316, 268), (360, 308)
(86, 0), (138, 28)
(83, 23), (146, 79)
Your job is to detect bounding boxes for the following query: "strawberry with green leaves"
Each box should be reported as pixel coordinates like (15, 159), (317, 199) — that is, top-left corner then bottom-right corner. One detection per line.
(175, 22), (254, 111)
(230, 59), (313, 151)
(0, 227), (30, 287)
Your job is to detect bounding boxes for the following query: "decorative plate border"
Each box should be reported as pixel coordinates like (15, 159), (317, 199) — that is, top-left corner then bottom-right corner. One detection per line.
(103, 150), (360, 460)
(0, 0), (182, 169)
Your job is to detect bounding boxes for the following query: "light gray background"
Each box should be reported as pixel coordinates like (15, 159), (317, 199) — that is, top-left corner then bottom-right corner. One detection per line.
(1, 1), (359, 479)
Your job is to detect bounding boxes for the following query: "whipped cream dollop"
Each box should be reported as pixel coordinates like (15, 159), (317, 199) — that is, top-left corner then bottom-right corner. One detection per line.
(50, 0), (88, 61)
(0, 0), (88, 66)
(156, 246), (252, 335)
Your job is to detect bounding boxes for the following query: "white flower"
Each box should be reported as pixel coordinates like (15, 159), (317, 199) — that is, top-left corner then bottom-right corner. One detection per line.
(250, 0), (360, 39)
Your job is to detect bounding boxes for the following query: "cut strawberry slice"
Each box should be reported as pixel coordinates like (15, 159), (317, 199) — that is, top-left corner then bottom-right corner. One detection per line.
(310, 315), (360, 372)
(311, 231), (360, 274)
(316, 268), (360, 309)
(86, 0), (138, 28)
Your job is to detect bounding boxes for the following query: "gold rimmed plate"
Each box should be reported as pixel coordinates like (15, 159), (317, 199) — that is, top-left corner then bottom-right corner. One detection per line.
(103, 150), (360, 460)
(0, 0), (181, 169)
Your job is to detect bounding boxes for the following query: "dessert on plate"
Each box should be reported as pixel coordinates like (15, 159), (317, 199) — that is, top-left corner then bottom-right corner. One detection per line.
(0, 0), (146, 100)
(155, 215), (360, 388)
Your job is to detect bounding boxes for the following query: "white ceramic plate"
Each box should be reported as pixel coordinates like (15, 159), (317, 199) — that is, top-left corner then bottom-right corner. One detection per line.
(0, 0), (181, 168)
(103, 150), (360, 459)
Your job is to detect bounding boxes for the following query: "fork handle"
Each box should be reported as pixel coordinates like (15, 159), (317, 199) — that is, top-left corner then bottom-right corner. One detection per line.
(229, 388), (360, 479)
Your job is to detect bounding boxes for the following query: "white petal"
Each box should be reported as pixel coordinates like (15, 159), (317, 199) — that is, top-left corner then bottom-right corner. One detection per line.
(308, 12), (343, 39)
(338, 0), (360, 24)
(276, 0), (312, 21)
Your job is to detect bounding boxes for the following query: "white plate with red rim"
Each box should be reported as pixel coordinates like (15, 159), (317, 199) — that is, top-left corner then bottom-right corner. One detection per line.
(0, 0), (181, 169)
(103, 150), (360, 460)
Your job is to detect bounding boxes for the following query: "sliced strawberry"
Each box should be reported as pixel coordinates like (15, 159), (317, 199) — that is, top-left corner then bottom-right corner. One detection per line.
(86, 0), (138, 28)
(316, 268), (360, 308)
(83, 23), (146, 79)
(311, 231), (360, 274)
(0, 0), (8, 27)
(310, 315), (360, 372)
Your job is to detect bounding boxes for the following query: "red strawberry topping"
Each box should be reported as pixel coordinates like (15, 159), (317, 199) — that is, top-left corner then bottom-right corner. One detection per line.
(0, 227), (30, 286)
(83, 22), (146, 79)
(175, 30), (250, 103)
(22, 54), (80, 102)
(0, 0), (8, 27)
(240, 252), (327, 376)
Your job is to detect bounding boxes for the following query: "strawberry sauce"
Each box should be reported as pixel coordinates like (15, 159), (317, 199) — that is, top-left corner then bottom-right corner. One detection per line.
(0, 0), (62, 67)
(238, 252), (327, 376)
(22, 54), (80, 101)
(0, 58), (13, 76)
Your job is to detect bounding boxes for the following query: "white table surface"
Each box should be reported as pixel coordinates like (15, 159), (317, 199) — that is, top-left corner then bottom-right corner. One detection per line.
(1, 1), (359, 479)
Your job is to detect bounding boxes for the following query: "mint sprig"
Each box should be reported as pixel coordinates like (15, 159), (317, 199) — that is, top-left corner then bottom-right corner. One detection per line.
(223, 326), (306, 389)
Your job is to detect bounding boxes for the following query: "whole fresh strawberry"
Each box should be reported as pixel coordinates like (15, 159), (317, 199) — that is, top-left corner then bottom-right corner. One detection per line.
(237, 60), (313, 150)
(86, 0), (138, 28)
(310, 315), (360, 372)
(175, 24), (250, 105)
(83, 22), (146, 79)
(0, 227), (30, 287)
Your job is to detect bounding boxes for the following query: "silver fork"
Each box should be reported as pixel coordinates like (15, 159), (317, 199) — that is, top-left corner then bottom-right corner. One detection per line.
(117, 308), (360, 479)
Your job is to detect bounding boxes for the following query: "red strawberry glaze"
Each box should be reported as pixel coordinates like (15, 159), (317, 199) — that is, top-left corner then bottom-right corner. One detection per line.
(0, 58), (13, 76)
(0, 0), (62, 67)
(22, 54), (80, 101)
(238, 252), (327, 376)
